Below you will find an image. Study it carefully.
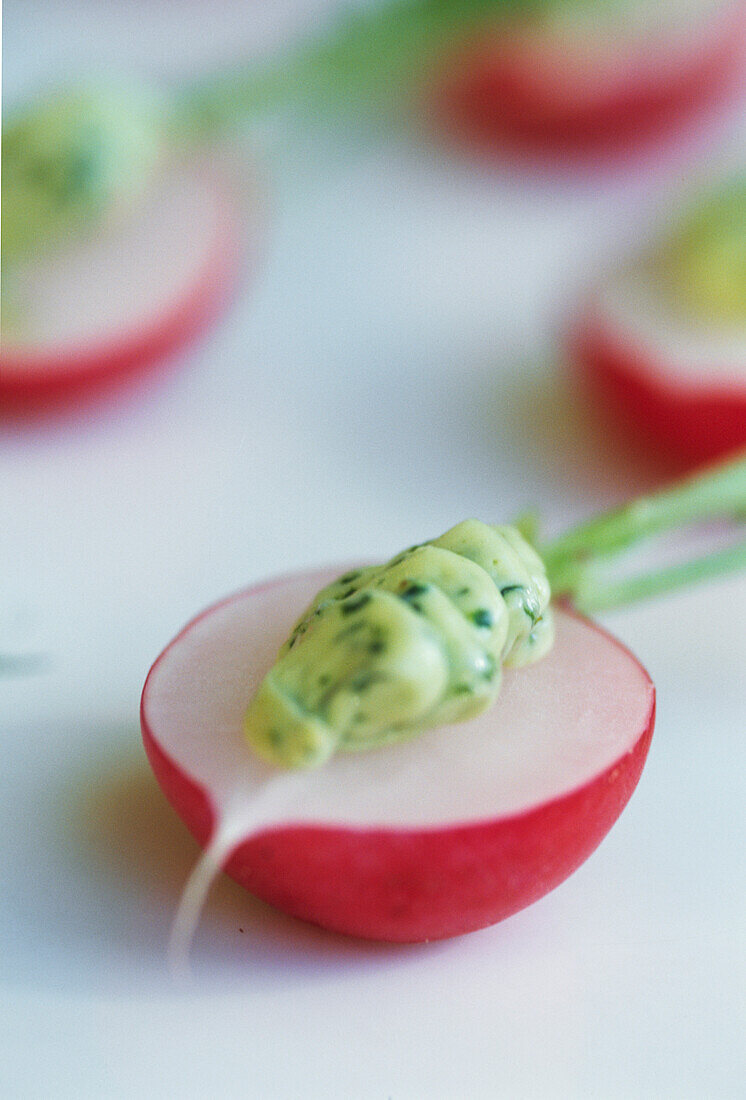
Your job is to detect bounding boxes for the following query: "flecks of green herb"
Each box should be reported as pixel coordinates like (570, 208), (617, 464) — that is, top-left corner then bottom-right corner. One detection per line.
(400, 582), (429, 599)
(334, 619), (367, 642)
(340, 593), (372, 616)
(350, 671), (386, 693)
(500, 584), (523, 597)
(338, 571), (362, 584)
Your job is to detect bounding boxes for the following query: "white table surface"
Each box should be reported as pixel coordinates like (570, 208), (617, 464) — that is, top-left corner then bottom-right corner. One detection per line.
(3, 3), (745, 1097)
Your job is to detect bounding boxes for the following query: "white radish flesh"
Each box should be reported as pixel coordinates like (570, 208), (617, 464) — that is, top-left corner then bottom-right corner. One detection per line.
(142, 569), (655, 943)
(593, 272), (746, 387)
(1, 161), (251, 402)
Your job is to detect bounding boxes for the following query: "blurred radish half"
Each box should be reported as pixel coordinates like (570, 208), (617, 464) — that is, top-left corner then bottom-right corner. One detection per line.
(141, 569), (654, 944)
(569, 178), (746, 466)
(433, 0), (746, 161)
(141, 455), (746, 950)
(0, 161), (248, 407)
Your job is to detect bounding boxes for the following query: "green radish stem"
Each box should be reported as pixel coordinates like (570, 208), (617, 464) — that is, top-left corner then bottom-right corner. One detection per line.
(6, 0), (731, 264)
(0, 1), (535, 265)
(0, 654), (47, 676)
(177, 0), (535, 135)
(540, 452), (746, 612)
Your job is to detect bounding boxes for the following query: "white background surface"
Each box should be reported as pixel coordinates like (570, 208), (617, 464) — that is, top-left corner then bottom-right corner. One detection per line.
(3, 2), (745, 1097)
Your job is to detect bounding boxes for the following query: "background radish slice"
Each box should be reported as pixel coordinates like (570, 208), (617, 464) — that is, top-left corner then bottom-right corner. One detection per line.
(569, 271), (746, 467)
(431, 3), (746, 161)
(0, 160), (250, 408)
(141, 568), (655, 944)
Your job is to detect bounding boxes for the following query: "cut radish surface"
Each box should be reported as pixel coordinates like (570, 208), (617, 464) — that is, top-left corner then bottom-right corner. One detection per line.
(141, 568), (655, 945)
(432, 2), (746, 161)
(0, 160), (249, 407)
(570, 269), (746, 466)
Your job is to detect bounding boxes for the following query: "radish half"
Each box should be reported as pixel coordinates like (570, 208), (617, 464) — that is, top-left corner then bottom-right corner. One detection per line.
(432, 2), (746, 161)
(141, 567), (655, 945)
(569, 267), (746, 466)
(0, 160), (248, 408)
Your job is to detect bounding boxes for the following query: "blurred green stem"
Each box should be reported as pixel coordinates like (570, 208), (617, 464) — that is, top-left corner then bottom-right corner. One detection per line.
(0, 654), (48, 676)
(177, 0), (536, 134)
(540, 452), (746, 612)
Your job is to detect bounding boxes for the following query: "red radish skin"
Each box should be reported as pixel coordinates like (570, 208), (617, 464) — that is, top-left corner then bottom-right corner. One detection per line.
(141, 570), (655, 944)
(0, 164), (253, 410)
(570, 308), (746, 467)
(431, 6), (746, 162)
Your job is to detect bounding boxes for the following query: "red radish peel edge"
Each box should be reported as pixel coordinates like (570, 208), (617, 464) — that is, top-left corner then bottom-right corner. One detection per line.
(142, 569), (655, 943)
(0, 161), (256, 409)
(570, 305), (746, 468)
(431, 6), (746, 162)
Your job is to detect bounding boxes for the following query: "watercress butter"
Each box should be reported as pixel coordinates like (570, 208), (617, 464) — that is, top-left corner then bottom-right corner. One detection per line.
(659, 178), (746, 325)
(243, 521), (554, 768)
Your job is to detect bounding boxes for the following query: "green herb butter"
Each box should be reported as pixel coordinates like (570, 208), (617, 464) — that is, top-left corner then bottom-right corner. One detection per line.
(2, 84), (165, 263)
(243, 521), (554, 768)
(658, 177), (746, 325)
